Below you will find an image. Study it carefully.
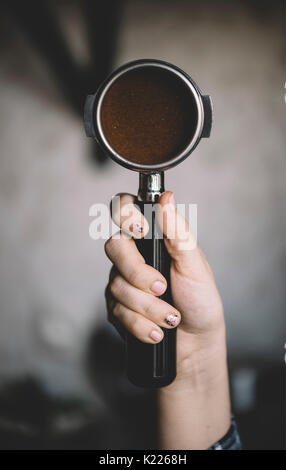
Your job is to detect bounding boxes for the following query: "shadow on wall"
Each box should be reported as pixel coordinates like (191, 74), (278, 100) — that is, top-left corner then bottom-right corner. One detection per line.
(1, 0), (124, 165)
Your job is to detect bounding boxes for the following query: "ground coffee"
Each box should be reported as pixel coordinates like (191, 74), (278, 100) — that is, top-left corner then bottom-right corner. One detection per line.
(100, 66), (197, 165)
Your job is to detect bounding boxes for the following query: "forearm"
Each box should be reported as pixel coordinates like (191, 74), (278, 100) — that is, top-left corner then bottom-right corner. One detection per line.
(158, 325), (231, 450)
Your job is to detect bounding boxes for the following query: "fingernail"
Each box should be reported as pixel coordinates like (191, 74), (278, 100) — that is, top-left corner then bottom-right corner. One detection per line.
(165, 313), (180, 327)
(129, 222), (143, 235)
(150, 329), (163, 342)
(168, 193), (176, 208)
(151, 280), (166, 295)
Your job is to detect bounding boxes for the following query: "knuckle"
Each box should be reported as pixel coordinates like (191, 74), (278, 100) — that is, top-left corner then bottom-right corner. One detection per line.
(144, 298), (155, 317)
(105, 237), (120, 259)
(130, 316), (141, 336)
(105, 281), (116, 301)
(129, 266), (144, 287)
(110, 275), (123, 297)
(113, 302), (121, 318)
(104, 237), (113, 257)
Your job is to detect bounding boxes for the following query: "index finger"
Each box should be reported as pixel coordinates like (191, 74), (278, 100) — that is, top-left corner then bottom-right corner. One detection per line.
(111, 193), (149, 239)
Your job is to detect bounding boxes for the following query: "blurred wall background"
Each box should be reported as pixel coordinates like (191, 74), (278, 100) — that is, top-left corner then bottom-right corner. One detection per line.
(0, 0), (284, 449)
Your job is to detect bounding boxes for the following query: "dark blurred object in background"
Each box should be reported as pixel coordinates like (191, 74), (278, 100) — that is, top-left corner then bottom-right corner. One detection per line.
(0, 332), (284, 449)
(2, 0), (123, 164)
(0, 327), (158, 450)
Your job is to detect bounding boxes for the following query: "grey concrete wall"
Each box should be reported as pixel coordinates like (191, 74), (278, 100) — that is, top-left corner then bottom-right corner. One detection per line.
(0, 1), (284, 398)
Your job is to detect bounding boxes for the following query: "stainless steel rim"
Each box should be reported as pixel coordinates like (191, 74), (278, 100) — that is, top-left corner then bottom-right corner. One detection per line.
(96, 60), (204, 172)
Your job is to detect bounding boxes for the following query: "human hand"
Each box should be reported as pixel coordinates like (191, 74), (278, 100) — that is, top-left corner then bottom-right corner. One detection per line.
(104, 191), (226, 383)
(105, 190), (230, 448)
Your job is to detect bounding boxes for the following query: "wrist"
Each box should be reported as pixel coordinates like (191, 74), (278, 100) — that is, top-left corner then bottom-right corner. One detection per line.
(172, 321), (228, 390)
(158, 323), (231, 449)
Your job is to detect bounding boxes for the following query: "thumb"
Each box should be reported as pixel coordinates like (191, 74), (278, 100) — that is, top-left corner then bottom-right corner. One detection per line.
(157, 192), (213, 282)
(157, 191), (197, 260)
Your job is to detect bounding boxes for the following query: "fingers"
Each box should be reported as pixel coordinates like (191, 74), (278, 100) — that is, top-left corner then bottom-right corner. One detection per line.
(105, 233), (167, 296)
(109, 273), (181, 329)
(112, 303), (164, 344)
(105, 277), (165, 344)
(111, 193), (149, 238)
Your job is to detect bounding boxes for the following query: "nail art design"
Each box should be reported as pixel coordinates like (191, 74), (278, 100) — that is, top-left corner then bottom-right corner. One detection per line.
(165, 313), (179, 327)
(129, 222), (143, 234)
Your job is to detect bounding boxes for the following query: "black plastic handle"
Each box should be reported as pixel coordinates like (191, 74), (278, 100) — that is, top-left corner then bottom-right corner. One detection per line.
(126, 199), (176, 388)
